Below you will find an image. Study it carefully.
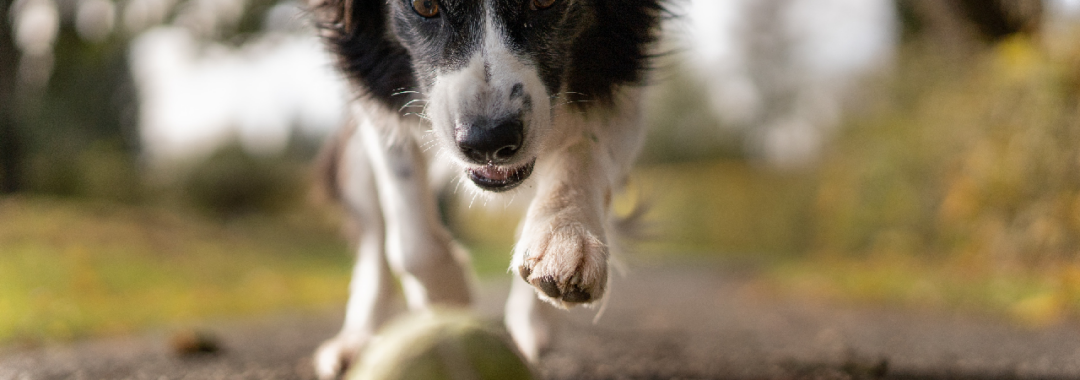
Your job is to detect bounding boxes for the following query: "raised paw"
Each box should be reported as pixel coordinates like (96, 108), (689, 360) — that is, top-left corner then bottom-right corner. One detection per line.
(512, 222), (608, 308)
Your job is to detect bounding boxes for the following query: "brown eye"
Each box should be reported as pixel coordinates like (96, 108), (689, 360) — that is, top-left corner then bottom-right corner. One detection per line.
(412, 0), (439, 17)
(531, 0), (556, 10)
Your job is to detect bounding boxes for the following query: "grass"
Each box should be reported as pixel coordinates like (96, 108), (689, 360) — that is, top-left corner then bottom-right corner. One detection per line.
(0, 197), (354, 345)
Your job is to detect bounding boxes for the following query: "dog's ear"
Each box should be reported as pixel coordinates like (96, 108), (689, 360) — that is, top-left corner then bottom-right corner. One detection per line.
(567, 0), (665, 107)
(314, 0), (420, 112)
(310, 0), (355, 33)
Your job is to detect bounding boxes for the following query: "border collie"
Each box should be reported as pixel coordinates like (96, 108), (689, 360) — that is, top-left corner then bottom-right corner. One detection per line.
(308, 0), (664, 377)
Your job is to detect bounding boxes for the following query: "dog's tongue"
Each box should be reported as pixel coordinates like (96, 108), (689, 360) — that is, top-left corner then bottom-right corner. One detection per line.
(475, 166), (511, 181)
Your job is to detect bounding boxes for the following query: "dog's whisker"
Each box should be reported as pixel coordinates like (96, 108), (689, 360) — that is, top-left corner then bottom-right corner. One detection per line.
(420, 103), (432, 121)
(403, 112), (432, 121)
(398, 99), (428, 113)
(420, 138), (439, 151)
(551, 101), (576, 109)
(452, 175), (466, 195)
(421, 133), (439, 147)
(468, 191), (480, 209)
(391, 89), (423, 97)
(551, 91), (586, 97)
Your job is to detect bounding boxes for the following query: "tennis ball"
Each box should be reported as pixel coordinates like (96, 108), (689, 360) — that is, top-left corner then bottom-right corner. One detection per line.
(346, 309), (537, 380)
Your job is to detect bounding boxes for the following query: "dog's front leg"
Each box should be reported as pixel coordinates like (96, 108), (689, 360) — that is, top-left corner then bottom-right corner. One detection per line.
(511, 136), (615, 309)
(358, 118), (472, 310)
(315, 126), (396, 379)
(316, 111), (472, 379)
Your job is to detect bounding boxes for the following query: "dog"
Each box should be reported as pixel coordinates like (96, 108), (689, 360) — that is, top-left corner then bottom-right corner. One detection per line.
(308, 0), (664, 377)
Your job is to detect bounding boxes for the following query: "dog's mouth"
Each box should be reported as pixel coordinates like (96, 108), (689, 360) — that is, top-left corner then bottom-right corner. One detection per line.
(467, 158), (536, 192)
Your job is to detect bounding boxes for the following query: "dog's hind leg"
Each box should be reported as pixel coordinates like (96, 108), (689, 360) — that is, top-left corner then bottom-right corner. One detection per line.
(314, 125), (397, 380)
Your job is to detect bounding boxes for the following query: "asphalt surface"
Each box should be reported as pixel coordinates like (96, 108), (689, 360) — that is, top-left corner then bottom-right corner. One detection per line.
(4, 260), (1080, 380)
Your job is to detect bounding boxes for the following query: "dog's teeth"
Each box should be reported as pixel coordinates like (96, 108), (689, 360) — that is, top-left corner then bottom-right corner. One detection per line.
(484, 166), (511, 181)
(466, 158), (535, 191)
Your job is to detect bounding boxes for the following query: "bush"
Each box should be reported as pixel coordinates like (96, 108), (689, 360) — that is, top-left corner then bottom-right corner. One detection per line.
(183, 144), (306, 219)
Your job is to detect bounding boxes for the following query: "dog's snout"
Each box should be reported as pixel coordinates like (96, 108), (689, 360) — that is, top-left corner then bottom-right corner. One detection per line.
(458, 118), (524, 164)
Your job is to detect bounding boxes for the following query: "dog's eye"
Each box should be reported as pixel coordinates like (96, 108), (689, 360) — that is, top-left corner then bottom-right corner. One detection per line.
(412, 0), (439, 17)
(530, 0), (556, 10)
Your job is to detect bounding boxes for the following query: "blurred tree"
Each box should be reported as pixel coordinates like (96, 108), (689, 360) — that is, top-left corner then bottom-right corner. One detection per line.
(0, 0), (286, 198)
(24, 16), (142, 197)
(183, 142), (306, 218)
(1, 0), (25, 193)
(897, 0), (1043, 48)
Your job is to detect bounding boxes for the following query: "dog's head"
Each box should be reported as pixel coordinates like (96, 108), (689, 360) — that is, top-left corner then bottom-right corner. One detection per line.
(314, 0), (662, 192)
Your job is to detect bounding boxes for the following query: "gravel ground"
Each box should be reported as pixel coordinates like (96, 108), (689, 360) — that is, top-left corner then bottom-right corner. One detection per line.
(4, 260), (1080, 380)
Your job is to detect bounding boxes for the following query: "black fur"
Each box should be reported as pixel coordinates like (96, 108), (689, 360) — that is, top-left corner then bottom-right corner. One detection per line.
(565, 0), (665, 106)
(389, 0), (485, 89)
(314, 0), (419, 111)
(315, 0), (664, 111)
(491, 0), (588, 96)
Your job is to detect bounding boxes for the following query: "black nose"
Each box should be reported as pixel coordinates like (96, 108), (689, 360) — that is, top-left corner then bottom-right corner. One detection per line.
(457, 118), (524, 165)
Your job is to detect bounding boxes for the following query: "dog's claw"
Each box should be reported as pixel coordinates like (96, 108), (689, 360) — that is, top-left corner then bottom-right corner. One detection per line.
(537, 276), (561, 298)
(519, 265), (532, 283)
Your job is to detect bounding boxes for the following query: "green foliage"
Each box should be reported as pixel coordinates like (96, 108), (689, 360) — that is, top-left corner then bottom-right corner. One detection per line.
(812, 35), (1080, 264)
(25, 141), (143, 202)
(629, 161), (815, 256)
(752, 31), (1080, 325)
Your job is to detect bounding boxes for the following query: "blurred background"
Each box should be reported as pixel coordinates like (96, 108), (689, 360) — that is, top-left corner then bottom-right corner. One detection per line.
(2, 0), (1080, 347)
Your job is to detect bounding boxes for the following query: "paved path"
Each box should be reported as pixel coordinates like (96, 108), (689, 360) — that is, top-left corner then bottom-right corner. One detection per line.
(4, 260), (1080, 379)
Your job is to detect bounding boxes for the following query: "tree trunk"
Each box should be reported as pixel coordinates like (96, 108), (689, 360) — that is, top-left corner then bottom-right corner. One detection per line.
(1, 0), (25, 194)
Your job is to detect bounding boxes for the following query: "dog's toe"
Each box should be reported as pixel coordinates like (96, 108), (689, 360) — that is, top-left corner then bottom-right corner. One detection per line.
(562, 287), (592, 303)
(537, 276), (562, 298)
(524, 273), (596, 304)
(519, 264), (532, 283)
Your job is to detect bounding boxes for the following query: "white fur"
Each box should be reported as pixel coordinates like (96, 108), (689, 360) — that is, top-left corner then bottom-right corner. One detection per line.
(426, 12), (551, 172)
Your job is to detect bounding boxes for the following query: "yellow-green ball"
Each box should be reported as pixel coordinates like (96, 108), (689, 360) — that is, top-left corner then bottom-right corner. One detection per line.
(346, 309), (537, 380)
